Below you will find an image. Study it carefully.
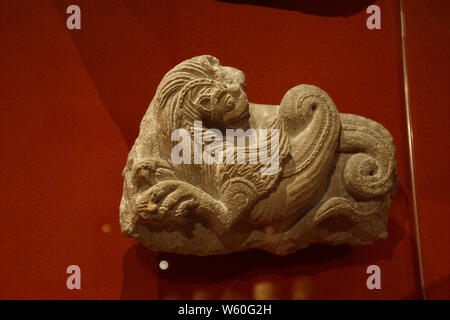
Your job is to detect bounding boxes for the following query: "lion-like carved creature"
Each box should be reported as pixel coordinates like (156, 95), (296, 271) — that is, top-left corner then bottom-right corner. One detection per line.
(120, 55), (397, 255)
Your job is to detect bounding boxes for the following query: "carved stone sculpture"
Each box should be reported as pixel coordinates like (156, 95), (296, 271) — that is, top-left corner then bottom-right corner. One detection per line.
(120, 55), (397, 255)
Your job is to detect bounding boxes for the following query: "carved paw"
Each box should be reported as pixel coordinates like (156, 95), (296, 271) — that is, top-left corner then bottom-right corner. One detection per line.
(136, 180), (200, 221)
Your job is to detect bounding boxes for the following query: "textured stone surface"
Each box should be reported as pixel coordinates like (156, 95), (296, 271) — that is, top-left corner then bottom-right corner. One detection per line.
(120, 55), (398, 255)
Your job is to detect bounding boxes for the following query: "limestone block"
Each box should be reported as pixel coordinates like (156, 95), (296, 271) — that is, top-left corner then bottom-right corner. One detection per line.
(120, 55), (397, 255)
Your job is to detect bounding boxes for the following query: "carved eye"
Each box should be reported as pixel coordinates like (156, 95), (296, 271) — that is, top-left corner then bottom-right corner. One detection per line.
(311, 103), (317, 111)
(223, 94), (235, 112)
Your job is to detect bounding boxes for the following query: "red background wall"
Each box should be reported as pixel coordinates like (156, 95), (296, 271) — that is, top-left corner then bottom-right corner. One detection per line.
(0, 0), (447, 299)
(403, 0), (450, 299)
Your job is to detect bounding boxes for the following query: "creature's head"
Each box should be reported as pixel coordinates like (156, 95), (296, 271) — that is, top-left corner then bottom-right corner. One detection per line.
(155, 55), (250, 135)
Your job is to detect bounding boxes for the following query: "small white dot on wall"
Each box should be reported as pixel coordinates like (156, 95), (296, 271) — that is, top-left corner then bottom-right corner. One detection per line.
(159, 260), (169, 270)
(102, 224), (111, 233)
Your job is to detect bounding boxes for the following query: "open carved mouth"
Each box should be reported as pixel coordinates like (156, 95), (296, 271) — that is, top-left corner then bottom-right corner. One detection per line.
(228, 110), (250, 127)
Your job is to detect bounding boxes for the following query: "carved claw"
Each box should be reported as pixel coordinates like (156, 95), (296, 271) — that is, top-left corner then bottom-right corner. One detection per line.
(135, 180), (234, 236)
(136, 180), (199, 221)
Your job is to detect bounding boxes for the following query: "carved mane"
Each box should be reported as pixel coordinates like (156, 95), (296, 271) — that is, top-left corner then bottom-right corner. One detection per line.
(154, 55), (229, 137)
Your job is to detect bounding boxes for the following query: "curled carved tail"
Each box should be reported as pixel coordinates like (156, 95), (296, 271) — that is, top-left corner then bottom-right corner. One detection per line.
(339, 113), (396, 200)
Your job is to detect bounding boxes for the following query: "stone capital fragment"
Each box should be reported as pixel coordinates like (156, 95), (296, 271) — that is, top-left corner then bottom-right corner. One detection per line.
(120, 55), (397, 255)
